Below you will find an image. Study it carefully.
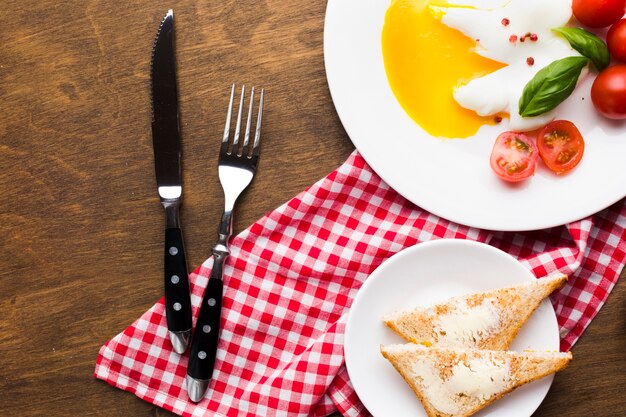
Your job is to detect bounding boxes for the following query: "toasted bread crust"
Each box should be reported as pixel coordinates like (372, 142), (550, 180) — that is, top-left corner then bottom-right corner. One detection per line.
(381, 344), (572, 417)
(381, 347), (451, 417)
(384, 273), (567, 350)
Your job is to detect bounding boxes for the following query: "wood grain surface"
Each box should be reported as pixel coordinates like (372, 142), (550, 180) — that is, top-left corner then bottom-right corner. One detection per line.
(0, 1), (624, 416)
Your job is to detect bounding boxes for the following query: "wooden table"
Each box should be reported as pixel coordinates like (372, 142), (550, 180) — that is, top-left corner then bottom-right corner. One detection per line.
(1, 1), (624, 416)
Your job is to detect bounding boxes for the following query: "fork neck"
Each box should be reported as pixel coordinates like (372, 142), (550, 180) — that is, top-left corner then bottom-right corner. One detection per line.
(214, 207), (233, 254)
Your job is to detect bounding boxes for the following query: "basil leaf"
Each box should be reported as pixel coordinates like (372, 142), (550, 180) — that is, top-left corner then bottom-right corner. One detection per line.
(519, 56), (588, 117)
(553, 27), (610, 71)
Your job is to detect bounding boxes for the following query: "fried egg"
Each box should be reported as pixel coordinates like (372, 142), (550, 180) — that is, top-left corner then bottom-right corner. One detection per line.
(382, 0), (585, 139)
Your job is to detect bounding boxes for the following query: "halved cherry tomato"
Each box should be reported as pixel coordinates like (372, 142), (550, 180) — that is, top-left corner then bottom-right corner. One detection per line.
(573, 0), (626, 28)
(490, 132), (538, 182)
(537, 120), (585, 175)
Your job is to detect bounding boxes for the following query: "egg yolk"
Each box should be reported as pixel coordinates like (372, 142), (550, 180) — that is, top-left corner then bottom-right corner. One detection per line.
(382, 0), (507, 139)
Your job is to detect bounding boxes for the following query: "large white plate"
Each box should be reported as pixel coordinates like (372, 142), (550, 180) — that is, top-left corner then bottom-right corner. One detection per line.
(344, 239), (560, 417)
(324, 0), (626, 231)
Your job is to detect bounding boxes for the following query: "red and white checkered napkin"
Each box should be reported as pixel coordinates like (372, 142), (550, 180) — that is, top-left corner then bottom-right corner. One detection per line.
(95, 151), (626, 417)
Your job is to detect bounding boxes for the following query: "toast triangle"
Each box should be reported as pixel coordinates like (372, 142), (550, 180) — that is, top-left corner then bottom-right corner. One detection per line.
(383, 273), (567, 350)
(381, 343), (572, 417)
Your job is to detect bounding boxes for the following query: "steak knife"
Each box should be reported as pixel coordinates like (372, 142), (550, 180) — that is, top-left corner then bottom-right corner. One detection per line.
(150, 9), (192, 354)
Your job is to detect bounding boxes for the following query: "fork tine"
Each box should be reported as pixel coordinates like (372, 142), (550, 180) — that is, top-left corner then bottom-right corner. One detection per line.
(221, 83), (235, 153)
(242, 87), (255, 154)
(232, 85), (245, 154)
(252, 88), (264, 156)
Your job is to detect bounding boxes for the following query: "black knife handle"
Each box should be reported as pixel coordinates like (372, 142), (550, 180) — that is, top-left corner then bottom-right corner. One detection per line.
(187, 253), (225, 380)
(164, 227), (192, 332)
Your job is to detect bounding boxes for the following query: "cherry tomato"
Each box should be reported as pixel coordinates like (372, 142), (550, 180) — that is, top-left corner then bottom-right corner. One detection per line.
(607, 19), (626, 61)
(572, 0), (626, 28)
(537, 121), (585, 175)
(490, 132), (538, 182)
(591, 65), (626, 119)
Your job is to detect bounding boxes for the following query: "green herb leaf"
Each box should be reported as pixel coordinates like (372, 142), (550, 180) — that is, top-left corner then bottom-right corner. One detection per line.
(519, 56), (588, 117)
(553, 27), (610, 71)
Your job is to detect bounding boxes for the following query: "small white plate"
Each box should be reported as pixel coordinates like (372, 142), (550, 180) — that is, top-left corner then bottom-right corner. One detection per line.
(324, 0), (626, 231)
(344, 239), (560, 417)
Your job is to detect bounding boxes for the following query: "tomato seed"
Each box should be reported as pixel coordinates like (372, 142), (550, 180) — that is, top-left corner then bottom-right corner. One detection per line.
(514, 138), (530, 152)
(557, 149), (574, 163)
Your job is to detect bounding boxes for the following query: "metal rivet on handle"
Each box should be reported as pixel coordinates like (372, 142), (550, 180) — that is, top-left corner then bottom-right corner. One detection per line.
(171, 275), (180, 284)
(173, 302), (182, 311)
(202, 325), (211, 333)
(208, 298), (216, 307)
(169, 246), (178, 256)
(198, 351), (207, 359)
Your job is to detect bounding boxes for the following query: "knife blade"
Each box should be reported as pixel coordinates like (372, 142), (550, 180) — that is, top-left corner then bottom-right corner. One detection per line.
(150, 9), (192, 354)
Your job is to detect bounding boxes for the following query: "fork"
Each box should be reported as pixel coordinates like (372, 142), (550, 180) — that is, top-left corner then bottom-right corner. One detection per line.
(186, 83), (264, 402)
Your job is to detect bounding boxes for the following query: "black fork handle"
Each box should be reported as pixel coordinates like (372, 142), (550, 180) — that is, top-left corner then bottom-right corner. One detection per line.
(187, 251), (225, 381)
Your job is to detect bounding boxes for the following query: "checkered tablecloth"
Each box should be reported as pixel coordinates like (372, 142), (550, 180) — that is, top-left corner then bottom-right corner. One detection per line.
(95, 151), (626, 417)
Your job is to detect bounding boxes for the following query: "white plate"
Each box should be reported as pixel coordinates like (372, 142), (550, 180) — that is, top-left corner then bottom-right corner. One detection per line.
(324, 0), (626, 231)
(344, 239), (560, 417)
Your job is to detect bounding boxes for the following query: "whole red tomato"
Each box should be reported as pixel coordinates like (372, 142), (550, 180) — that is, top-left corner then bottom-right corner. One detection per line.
(607, 19), (626, 61)
(591, 65), (626, 119)
(573, 0), (626, 28)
